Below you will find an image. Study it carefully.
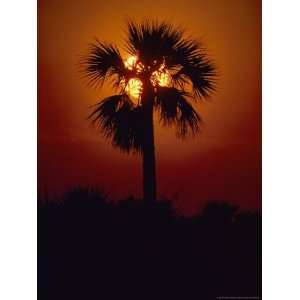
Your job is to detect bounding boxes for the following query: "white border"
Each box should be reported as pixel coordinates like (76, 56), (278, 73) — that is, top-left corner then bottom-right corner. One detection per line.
(263, 0), (300, 299)
(0, 0), (37, 300)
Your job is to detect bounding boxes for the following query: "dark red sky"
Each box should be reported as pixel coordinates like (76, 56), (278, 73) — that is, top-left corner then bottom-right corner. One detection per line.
(38, 0), (261, 215)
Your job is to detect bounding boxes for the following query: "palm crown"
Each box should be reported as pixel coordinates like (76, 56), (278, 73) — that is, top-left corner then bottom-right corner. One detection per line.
(81, 20), (217, 202)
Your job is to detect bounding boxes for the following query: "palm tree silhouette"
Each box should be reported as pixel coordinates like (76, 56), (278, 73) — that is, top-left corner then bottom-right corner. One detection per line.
(82, 20), (216, 203)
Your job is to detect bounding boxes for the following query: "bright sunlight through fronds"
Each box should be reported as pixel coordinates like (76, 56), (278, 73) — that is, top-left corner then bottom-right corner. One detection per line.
(123, 56), (171, 103)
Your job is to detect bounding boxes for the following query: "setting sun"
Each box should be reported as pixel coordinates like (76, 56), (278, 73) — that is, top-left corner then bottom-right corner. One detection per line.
(123, 56), (171, 102)
(125, 78), (143, 102)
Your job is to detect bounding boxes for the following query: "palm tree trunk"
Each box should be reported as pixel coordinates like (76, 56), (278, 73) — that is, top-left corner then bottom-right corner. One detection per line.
(142, 100), (157, 203)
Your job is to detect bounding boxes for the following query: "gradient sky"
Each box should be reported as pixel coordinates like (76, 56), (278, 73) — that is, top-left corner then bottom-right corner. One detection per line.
(38, 0), (261, 215)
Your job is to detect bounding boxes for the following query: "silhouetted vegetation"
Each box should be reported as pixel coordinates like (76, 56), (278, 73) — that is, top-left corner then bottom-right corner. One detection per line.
(38, 188), (261, 299)
(81, 20), (217, 203)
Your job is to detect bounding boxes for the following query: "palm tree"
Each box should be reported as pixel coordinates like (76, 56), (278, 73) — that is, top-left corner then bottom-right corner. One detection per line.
(81, 20), (216, 203)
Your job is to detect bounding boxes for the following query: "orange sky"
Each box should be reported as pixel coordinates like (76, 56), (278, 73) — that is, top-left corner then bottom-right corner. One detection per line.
(38, 0), (261, 214)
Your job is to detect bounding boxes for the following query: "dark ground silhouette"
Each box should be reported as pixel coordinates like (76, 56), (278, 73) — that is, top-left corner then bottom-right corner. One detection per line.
(38, 188), (261, 300)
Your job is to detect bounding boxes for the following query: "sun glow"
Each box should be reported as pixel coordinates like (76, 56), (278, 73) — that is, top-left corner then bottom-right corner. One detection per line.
(151, 66), (171, 87)
(125, 78), (143, 100)
(123, 56), (171, 103)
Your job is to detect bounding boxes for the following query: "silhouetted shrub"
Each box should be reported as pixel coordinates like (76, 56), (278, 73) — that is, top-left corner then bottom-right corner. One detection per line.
(38, 188), (261, 300)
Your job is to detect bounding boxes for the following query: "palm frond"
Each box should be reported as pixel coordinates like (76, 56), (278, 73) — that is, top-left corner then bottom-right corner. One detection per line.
(81, 40), (128, 88)
(155, 87), (202, 137)
(125, 20), (217, 99)
(126, 20), (183, 67)
(169, 40), (217, 100)
(88, 94), (144, 153)
(173, 61), (217, 99)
